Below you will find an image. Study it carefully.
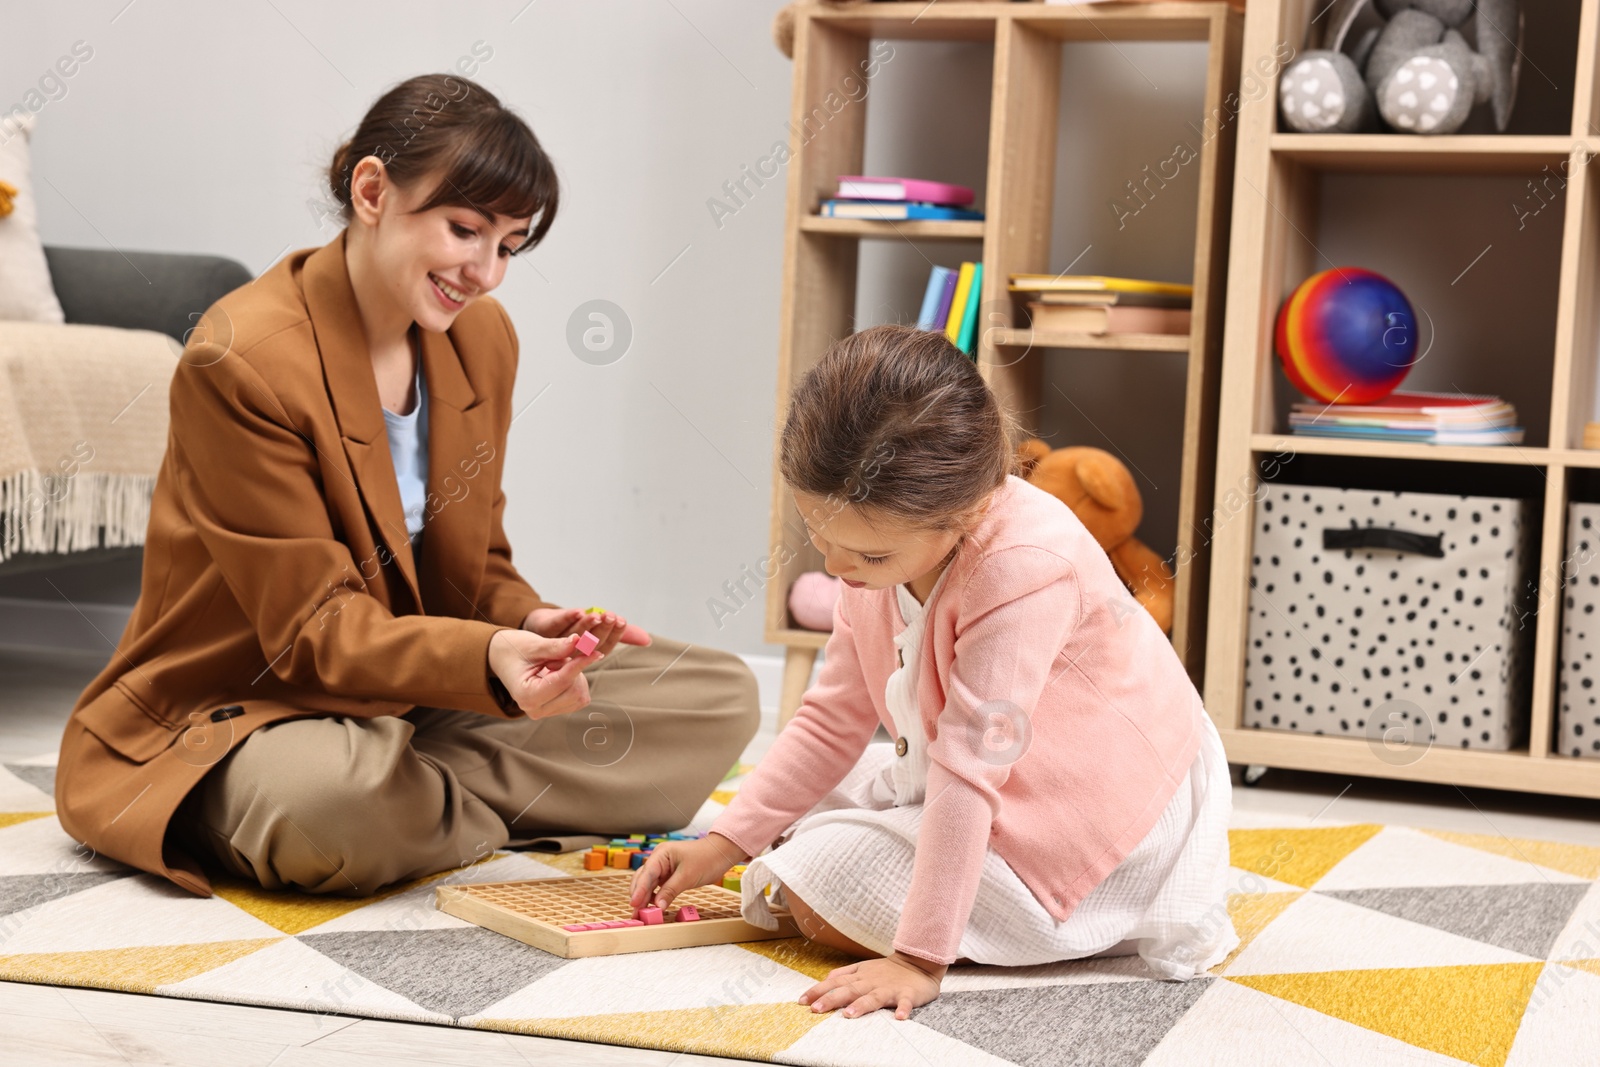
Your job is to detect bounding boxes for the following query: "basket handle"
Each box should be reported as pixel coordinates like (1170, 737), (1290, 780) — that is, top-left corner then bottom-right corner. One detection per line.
(1322, 527), (1444, 558)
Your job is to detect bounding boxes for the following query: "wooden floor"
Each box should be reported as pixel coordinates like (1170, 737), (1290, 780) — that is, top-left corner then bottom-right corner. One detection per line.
(7, 644), (1600, 1064)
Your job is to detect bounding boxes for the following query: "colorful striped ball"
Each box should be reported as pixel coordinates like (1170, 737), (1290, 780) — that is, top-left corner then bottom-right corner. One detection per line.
(1275, 267), (1417, 403)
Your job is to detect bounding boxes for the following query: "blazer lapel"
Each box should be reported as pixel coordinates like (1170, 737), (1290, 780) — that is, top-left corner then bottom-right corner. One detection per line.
(415, 323), (493, 620)
(303, 230), (423, 610)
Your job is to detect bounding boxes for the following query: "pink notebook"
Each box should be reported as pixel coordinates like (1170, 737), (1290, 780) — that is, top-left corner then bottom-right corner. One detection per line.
(836, 176), (975, 207)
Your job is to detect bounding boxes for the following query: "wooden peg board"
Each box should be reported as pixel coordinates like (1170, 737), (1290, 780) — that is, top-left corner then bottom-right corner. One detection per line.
(435, 872), (797, 958)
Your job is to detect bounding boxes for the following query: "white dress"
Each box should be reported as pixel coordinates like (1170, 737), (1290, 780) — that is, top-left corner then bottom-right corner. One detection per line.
(741, 571), (1240, 979)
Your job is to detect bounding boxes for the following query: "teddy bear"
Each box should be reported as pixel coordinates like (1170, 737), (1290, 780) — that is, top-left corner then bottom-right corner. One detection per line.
(1016, 438), (1175, 634)
(1277, 0), (1521, 135)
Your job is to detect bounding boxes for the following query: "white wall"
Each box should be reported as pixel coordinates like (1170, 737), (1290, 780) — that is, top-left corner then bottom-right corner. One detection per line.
(2, 1), (1218, 659)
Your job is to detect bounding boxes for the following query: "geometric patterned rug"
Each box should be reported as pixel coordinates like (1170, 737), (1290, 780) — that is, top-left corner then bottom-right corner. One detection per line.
(5, 754), (1600, 1066)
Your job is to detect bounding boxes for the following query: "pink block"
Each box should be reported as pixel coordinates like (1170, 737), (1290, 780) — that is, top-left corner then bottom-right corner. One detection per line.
(562, 923), (588, 932)
(620, 918), (645, 927)
(638, 906), (663, 925)
(601, 920), (631, 928)
(675, 905), (700, 923)
(575, 631), (600, 656)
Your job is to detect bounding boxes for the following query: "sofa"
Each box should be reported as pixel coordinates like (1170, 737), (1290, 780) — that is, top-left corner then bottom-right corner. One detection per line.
(0, 245), (252, 577)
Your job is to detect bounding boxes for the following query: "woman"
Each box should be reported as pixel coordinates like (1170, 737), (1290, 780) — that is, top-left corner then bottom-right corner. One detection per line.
(54, 73), (760, 898)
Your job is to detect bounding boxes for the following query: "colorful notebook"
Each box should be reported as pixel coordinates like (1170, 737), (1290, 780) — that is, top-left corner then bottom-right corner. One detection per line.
(956, 263), (984, 355)
(820, 200), (984, 222)
(836, 176), (975, 206)
(917, 266), (958, 331)
(945, 263), (977, 344)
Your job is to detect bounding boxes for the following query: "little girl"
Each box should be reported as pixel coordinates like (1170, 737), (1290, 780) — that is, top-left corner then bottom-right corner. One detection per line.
(632, 324), (1236, 1020)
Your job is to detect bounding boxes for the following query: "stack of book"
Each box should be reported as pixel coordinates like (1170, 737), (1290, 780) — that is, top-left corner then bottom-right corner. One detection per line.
(818, 175), (984, 222)
(916, 262), (983, 356)
(1288, 391), (1524, 446)
(1008, 274), (1193, 336)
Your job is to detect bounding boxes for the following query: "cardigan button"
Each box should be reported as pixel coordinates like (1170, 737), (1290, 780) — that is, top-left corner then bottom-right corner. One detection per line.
(895, 736), (908, 757)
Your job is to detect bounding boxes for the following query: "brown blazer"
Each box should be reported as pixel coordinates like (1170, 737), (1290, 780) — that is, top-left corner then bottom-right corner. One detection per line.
(55, 228), (557, 896)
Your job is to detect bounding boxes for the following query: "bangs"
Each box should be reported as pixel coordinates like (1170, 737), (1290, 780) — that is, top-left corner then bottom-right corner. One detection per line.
(411, 111), (559, 252)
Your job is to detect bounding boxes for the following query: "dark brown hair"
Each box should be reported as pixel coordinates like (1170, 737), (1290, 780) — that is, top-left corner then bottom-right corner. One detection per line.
(781, 324), (1019, 533)
(327, 73), (558, 251)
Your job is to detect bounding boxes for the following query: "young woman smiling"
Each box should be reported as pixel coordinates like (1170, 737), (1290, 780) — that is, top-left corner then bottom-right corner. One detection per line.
(55, 74), (759, 897)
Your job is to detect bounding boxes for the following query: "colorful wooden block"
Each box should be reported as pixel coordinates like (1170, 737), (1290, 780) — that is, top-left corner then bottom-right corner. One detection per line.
(675, 905), (700, 923)
(629, 852), (647, 870)
(638, 906), (664, 925)
(575, 630), (600, 657)
(583, 851), (606, 871)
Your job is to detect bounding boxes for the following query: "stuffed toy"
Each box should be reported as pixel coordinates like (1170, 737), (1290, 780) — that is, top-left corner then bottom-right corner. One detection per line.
(1277, 0), (1521, 135)
(1016, 438), (1175, 634)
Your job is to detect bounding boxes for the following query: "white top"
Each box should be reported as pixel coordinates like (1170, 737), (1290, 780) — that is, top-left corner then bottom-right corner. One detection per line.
(871, 564), (953, 807)
(382, 350), (429, 549)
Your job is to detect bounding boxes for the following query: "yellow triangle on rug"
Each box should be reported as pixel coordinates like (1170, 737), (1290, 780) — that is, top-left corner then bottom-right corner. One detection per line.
(479, 1001), (829, 1059)
(1227, 825), (1383, 888)
(1421, 829), (1600, 880)
(1228, 961), (1545, 1066)
(0, 938), (283, 993)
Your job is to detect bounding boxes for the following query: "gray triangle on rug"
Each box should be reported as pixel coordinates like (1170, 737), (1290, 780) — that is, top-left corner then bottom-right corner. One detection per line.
(910, 977), (1215, 1066)
(296, 927), (572, 1019)
(0, 871), (129, 920)
(1318, 882), (1590, 959)
(3, 764), (54, 797)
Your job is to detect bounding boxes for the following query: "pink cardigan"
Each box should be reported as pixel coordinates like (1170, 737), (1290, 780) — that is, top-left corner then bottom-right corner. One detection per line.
(712, 475), (1204, 964)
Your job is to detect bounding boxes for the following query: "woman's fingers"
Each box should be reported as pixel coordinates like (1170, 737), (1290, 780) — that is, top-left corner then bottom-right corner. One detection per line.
(521, 656), (596, 719)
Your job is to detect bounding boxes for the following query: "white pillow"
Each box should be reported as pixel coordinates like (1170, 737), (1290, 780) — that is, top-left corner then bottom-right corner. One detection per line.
(0, 112), (65, 323)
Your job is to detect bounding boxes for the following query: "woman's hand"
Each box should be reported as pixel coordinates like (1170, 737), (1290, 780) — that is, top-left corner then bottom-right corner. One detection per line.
(799, 952), (946, 1020)
(629, 832), (750, 912)
(488, 629), (604, 719)
(523, 606), (651, 658)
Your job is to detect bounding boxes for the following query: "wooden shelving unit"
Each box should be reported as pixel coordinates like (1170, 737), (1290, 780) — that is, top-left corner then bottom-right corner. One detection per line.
(766, 1), (1244, 723)
(1205, 0), (1600, 796)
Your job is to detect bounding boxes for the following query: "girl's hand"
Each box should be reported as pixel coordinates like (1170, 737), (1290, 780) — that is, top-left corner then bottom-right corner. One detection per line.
(629, 833), (750, 912)
(799, 953), (947, 1020)
(488, 629), (603, 720)
(523, 606), (652, 658)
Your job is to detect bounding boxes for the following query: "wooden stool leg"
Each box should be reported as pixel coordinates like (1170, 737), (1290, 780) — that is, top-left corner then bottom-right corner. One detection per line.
(778, 646), (819, 730)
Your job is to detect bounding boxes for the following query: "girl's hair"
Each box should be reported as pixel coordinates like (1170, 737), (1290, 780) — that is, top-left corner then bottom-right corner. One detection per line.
(781, 324), (1020, 534)
(326, 73), (558, 251)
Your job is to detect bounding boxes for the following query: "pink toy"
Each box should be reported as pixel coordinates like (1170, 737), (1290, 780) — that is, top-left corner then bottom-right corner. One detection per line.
(675, 904), (700, 923)
(638, 905), (664, 925)
(788, 571), (842, 631)
(535, 630), (604, 679)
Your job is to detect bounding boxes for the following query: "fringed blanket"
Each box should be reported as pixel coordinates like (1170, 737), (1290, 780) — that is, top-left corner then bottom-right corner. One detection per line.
(0, 321), (176, 560)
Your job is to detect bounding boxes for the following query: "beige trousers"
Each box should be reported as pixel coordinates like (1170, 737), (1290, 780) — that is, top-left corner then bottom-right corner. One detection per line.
(170, 633), (760, 896)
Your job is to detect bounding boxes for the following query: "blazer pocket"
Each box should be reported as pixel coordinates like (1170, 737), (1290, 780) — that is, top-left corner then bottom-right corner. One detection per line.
(76, 684), (181, 764)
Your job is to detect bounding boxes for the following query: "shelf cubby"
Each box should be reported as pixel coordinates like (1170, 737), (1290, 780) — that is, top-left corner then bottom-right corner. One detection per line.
(766, 2), (1244, 724)
(1208, 0), (1600, 797)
